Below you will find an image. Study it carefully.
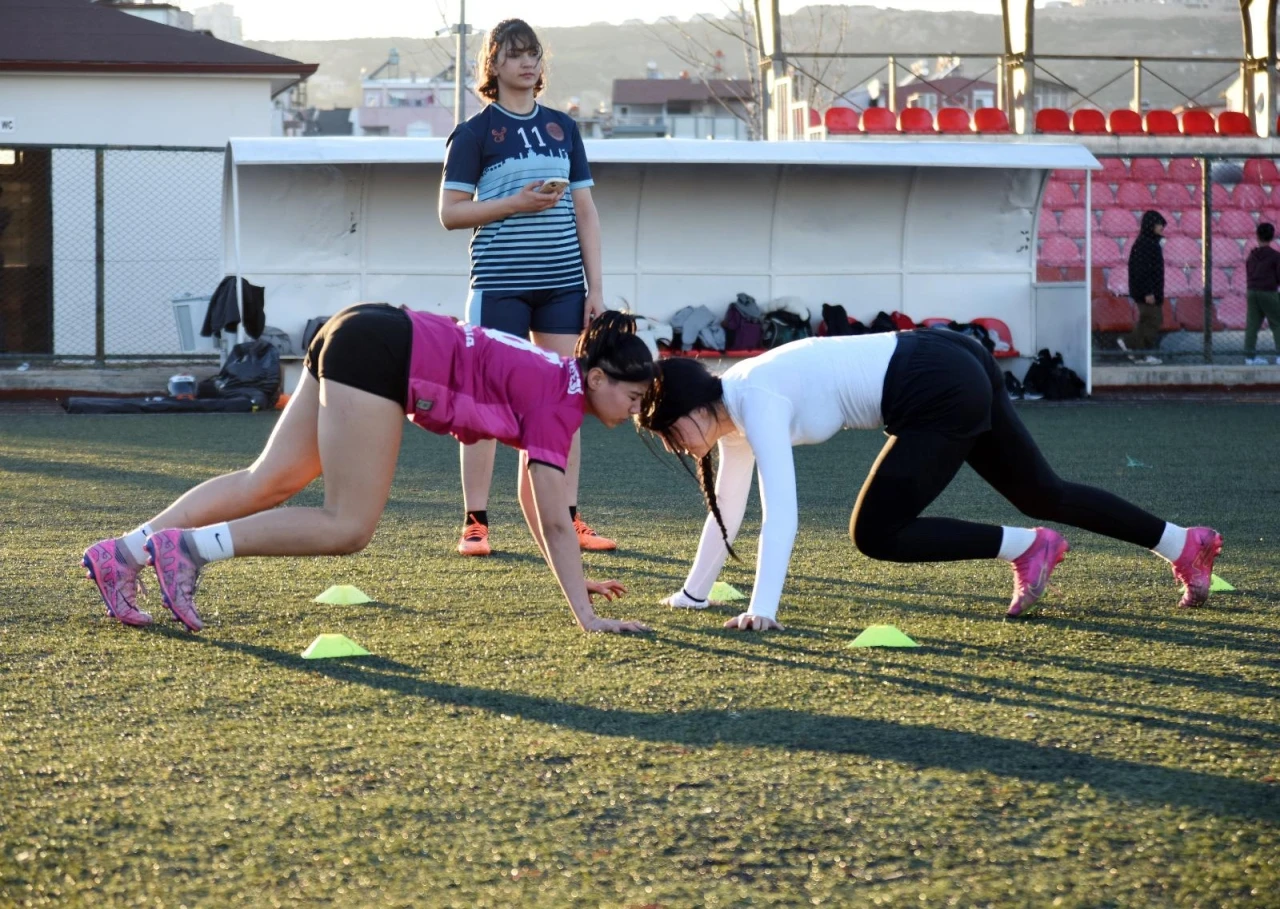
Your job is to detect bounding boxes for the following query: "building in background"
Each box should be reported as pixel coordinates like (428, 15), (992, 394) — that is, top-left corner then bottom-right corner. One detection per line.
(354, 49), (480, 138)
(611, 75), (754, 140)
(94, 0), (193, 29)
(192, 2), (244, 44)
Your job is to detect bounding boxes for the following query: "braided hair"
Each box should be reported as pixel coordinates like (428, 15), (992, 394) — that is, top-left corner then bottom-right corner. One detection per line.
(637, 357), (738, 560)
(575, 310), (654, 383)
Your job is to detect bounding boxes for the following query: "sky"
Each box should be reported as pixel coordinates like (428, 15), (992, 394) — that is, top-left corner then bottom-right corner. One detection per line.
(205, 1), (1000, 43)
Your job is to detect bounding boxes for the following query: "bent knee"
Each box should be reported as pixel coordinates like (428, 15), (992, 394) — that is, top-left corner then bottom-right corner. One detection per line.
(326, 523), (376, 555)
(851, 520), (895, 562)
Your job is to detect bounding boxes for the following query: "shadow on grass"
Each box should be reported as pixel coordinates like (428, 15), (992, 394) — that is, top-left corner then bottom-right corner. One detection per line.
(0, 453), (193, 497)
(177, 631), (1280, 824)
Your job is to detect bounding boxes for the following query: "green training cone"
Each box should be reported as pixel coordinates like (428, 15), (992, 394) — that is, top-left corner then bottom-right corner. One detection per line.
(301, 634), (371, 659)
(849, 625), (919, 648)
(313, 585), (372, 605)
(709, 581), (746, 602)
(1210, 574), (1236, 592)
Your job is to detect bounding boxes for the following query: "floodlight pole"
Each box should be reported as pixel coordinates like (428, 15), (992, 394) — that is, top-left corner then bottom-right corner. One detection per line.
(455, 0), (467, 126)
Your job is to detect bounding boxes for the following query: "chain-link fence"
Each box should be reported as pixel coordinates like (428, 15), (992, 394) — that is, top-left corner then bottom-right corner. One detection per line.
(0, 145), (223, 362)
(1038, 155), (1280, 366)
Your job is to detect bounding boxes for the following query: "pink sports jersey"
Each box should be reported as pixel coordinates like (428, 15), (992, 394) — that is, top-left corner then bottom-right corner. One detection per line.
(403, 309), (585, 470)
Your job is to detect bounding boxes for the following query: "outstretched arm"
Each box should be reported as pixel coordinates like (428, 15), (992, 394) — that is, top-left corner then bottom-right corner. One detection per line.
(521, 458), (649, 634)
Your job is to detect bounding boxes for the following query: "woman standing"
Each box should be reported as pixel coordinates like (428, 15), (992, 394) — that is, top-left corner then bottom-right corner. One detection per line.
(82, 308), (653, 635)
(440, 18), (614, 557)
(638, 328), (1221, 631)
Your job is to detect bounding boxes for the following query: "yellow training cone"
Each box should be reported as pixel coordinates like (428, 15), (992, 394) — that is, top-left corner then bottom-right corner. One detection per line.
(313, 585), (372, 605)
(301, 634), (371, 659)
(709, 581), (746, 602)
(1209, 574), (1236, 592)
(849, 625), (919, 648)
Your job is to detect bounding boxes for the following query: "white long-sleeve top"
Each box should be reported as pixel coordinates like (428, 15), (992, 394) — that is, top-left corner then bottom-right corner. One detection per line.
(681, 333), (900, 619)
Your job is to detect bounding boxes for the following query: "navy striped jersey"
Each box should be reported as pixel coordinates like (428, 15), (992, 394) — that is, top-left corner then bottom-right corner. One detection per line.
(442, 103), (593, 291)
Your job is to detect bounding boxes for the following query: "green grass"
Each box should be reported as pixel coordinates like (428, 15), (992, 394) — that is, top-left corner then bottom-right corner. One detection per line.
(1, 403), (1278, 907)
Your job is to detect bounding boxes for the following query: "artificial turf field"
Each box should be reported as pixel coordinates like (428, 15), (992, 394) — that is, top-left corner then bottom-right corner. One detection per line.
(1, 401), (1277, 908)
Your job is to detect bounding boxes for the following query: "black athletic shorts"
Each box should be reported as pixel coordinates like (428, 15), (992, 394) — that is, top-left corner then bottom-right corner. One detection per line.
(304, 303), (412, 406)
(879, 327), (1000, 439)
(464, 285), (586, 336)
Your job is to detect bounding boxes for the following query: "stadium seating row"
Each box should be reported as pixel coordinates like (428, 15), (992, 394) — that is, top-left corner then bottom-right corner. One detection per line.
(1091, 295), (1232, 334)
(1044, 157), (1280, 185)
(822, 107), (1263, 137)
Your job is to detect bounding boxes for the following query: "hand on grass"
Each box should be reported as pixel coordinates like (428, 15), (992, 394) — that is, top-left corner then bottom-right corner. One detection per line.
(580, 614), (651, 634)
(586, 579), (626, 601)
(723, 612), (783, 632)
(661, 590), (709, 610)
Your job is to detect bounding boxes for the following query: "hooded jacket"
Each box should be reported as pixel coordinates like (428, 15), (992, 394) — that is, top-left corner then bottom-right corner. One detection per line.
(1127, 210), (1166, 305)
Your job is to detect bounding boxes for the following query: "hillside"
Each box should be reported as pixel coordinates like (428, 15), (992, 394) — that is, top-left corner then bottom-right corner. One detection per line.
(249, 4), (1244, 114)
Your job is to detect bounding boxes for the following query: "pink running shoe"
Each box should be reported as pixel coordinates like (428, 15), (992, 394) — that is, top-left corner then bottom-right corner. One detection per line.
(82, 538), (153, 626)
(1007, 527), (1070, 618)
(145, 529), (204, 632)
(1170, 526), (1223, 609)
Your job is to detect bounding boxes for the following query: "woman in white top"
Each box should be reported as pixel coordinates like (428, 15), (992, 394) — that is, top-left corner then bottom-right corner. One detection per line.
(638, 327), (1222, 631)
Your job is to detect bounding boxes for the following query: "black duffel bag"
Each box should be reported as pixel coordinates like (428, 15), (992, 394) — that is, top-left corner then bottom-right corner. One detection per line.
(198, 339), (281, 410)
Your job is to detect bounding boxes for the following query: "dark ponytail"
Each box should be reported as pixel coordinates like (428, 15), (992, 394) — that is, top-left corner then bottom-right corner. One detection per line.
(637, 358), (737, 560)
(575, 310), (654, 383)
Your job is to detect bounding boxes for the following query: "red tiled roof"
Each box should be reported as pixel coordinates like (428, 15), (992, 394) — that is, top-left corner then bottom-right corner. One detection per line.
(612, 78), (753, 105)
(0, 0), (316, 78)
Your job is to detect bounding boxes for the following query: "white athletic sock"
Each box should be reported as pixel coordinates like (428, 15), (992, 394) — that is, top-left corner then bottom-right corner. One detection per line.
(1152, 523), (1188, 563)
(997, 526), (1038, 562)
(188, 522), (235, 564)
(119, 523), (154, 566)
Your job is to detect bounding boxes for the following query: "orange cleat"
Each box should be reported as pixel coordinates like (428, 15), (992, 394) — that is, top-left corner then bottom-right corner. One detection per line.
(574, 515), (617, 552)
(456, 517), (491, 557)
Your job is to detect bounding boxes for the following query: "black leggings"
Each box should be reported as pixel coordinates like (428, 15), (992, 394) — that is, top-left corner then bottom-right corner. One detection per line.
(850, 330), (1166, 562)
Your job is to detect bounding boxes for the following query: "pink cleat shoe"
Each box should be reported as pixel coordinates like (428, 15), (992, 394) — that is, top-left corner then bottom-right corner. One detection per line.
(1170, 527), (1223, 609)
(145, 529), (205, 632)
(1007, 528), (1070, 618)
(82, 538), (153, 626)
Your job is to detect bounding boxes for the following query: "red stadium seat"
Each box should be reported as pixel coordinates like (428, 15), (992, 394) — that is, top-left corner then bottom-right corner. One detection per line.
(1210, 184), (1233, 209)
(936, 107), (971, 133)
(1039, 207), (1062, 235)
(1043, 181), (1076, 209)
(1108, 109), (1144, 135)
(1218, 293), (1248, 329)
(1099, 158), (1128, 183)
(1091, 295), (1136, 333)
(1090, 235), (1125, 267)
(1230, 183), (1269, 212)
(1037, 265), (1065, 282)
(1071, 108), (1107, 134)
(1129, 157), (1166, 183)
(1054, 168), (1086, 183)
(809, 107), (822, 127)
(1155, 182), (1194, 211)
(1164, 266), (1191, 297)
(1261, 209), (1280, 228)
(1217, 111), (1253, 137)
(1106, 267), (1129, 296)
(898, 107), (934, 133)
(1035, 108), (1071, 133)
(1041, 235), (1084, 267)
(972, 107), (1011, 133)
(1100, 208), (1139, 237)
(1217, 208), (1258, 238)
(1211, 266), (1237, 293)
(1177, 208), (1202, 238)
(1059, 207), (1091, 239)
(1242, 158), (1280, 184)
(971, 318), (1020, 357)
(1175, 296), (1226, 331)
(1144, 109), (1180, 135)
(1211, 235), (1245, 265)
(1067, 265), (1089, 282)
(1115, 181), (1155, 209)
(1162, 236), (1202, 269)
(861, 107), (896, 133)
(1160, 299), (1179, 332)
(824, 106), (859, 135)
(1168, 158), (1202, 183)
(1180, 109), (1216, 136)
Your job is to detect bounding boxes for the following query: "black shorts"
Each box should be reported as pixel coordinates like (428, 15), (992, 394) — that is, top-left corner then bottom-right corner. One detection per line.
(304, 303), (412, 406)
(464, 285), (586, 336)
(880, 327), (1002, 439)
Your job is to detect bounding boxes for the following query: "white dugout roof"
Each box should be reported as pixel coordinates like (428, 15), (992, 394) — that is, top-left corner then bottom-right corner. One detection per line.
(222, 137), (1100, 374)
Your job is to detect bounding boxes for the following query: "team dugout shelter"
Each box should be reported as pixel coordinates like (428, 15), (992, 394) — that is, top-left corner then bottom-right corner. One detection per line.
(221, 137), (1101, 390)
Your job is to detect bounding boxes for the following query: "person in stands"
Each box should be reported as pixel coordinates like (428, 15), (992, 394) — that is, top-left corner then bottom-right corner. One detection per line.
(637, 327), (1222, 631)
(1244, 221), (1280, 366)
(1118, 210), (1167, 365)
(439, 18), (616, 557)
(82, 308), (654, 636)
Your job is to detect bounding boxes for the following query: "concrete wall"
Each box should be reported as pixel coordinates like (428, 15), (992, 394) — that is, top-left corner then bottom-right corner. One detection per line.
(0, 73), (276, 146)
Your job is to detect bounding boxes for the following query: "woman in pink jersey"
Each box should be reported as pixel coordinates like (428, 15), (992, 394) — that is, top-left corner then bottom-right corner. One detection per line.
(81, 306), (654, 635)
